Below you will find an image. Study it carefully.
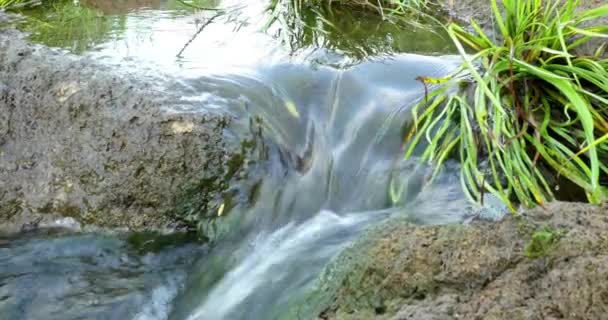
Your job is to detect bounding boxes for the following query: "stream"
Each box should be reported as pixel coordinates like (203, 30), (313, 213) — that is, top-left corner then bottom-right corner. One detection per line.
(1, 1), (501, 319)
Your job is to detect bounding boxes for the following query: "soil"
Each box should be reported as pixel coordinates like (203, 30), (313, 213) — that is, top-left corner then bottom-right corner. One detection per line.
(0, 24), (243, 234)
(307, 201), (608, 320)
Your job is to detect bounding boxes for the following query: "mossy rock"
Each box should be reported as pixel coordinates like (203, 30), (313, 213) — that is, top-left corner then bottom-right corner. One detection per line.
(293, 202), (608, 319)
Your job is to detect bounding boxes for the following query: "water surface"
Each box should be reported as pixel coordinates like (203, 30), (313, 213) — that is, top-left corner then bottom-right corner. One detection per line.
(15, 0), (454, 71)
(0, 229), (205, 319)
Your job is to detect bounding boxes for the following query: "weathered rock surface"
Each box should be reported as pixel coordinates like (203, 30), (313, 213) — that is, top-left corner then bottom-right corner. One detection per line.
(304, 202), (608, 319)
(0, 27), (239, 234)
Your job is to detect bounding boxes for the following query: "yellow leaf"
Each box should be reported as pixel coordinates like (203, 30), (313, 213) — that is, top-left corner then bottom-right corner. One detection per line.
(285, 100), (300, 118)
(217, 203), (225, 217)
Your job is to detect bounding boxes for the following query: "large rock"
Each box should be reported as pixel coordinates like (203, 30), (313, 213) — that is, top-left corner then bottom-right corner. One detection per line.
(301, 202), (608, 319)
(0, 28), (242, 234)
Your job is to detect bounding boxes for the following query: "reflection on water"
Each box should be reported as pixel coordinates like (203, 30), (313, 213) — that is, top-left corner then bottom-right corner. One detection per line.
(15, 0), (228, 54)
(266, 2), (453, 60)
(16, 0), (127, 53)
(15, 0), (453, 70)
(81, 0), (163, 14)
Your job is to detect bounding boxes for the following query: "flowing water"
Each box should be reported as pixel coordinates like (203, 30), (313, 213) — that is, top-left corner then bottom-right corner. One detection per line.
(2, 1), (503, 319)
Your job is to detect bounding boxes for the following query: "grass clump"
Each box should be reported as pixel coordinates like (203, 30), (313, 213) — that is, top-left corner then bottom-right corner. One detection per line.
(404, 0), (608, 210)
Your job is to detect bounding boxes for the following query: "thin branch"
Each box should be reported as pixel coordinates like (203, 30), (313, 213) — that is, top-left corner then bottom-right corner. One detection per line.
(176, 12), (223, 58)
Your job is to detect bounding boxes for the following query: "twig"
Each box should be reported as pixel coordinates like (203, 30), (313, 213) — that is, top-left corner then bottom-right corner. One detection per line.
(176, 12), (223, 58)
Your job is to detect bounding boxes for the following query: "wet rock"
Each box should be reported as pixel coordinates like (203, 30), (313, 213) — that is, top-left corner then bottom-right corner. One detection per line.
(0, 27), (240, 234)
(304, 202), (608, 319)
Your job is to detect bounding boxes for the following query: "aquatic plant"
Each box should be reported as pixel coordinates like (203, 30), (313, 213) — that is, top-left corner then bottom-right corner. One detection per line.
(404, 0), (608, 210)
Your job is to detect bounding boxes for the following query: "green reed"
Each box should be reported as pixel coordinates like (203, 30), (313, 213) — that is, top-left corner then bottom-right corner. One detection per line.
(405, 0), (608, 210)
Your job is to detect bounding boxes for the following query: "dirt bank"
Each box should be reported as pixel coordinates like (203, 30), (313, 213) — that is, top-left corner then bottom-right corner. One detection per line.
(300, 201), (608, 319)
(0, 26), (243, 234)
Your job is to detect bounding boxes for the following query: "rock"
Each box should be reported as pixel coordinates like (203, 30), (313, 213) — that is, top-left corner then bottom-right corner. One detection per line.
(0, 27), (243, 234)
(302, 202), (608, 319)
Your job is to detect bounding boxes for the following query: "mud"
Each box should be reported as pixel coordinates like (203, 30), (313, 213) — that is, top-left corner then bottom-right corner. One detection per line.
(304, 201), (608, 319)
(0, 25), (240, 234)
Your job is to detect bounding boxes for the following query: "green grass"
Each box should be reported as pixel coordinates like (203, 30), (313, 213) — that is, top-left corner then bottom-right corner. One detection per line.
(0, 0), (26, 8)
(0, 0), (43, 9)
(404, 0), (608, 210)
